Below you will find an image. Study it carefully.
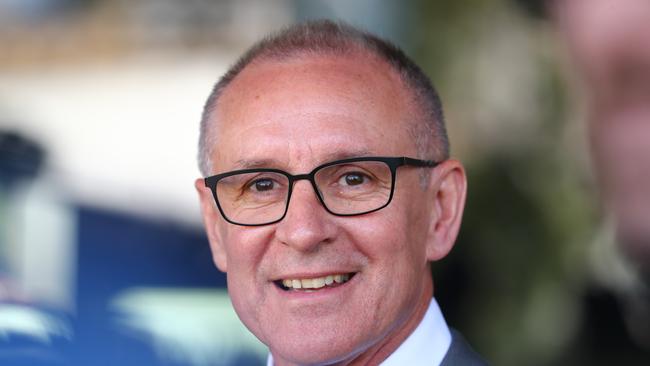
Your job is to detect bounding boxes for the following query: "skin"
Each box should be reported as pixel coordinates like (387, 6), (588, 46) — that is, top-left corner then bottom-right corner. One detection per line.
(195, 51), (467, 365)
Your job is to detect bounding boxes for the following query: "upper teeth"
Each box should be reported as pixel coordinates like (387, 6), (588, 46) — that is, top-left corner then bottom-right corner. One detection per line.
(282, 274), (350, 289)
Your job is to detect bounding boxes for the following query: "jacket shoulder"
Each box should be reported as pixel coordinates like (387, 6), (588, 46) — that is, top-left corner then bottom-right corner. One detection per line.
(439, 329), (489, 366)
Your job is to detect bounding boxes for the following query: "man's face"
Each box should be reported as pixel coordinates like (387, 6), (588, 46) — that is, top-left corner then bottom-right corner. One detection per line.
(198, 53), (453, 365)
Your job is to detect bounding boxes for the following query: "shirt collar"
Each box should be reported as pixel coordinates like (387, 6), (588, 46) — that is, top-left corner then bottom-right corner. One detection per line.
(266, 298), (451, 366)
(380, 297), (451, 366)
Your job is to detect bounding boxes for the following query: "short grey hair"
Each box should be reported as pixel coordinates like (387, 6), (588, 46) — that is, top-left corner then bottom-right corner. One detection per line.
(198, 20), (449, 176)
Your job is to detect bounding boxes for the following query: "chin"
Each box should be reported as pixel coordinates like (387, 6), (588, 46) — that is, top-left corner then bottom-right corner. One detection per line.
(269, 330), (369, 366)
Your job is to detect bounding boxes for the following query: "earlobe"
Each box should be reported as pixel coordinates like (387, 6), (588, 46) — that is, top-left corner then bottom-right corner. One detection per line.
(195, 178), (228, 272)
(425, 160), (467, 261)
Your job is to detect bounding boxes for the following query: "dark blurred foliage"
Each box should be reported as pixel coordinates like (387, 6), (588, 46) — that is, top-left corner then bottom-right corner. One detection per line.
(407, 1), (488, 75)
(413, 1), (649, 365)
(297, 6), (600, 363)
(511, 0), (549, 20)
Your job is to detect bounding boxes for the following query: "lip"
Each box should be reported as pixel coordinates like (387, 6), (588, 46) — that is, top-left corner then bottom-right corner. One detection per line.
(271, 271), (360, 302)
(270, 270), (357, 282)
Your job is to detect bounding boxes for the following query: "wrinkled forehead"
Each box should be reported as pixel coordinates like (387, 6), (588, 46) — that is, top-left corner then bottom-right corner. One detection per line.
(208, 52), (418, 167)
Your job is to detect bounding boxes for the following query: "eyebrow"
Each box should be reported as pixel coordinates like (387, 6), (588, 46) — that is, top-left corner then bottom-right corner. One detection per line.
(231, 148), (373, 171)
(232, 159), (277, 170)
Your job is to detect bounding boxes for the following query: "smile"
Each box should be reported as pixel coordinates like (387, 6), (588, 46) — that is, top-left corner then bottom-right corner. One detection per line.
(275, 273), (356, 291)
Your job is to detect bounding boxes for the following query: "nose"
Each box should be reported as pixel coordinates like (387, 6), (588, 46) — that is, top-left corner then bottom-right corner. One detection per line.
(274, 180), (337, 252)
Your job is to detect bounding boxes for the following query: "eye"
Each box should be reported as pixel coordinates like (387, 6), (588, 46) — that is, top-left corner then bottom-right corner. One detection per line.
(339, 172), (368, 186)
(249, 178), (276, 192)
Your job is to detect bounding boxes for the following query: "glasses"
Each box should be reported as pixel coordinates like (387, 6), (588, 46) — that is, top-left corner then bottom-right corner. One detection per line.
(204, 156), (440, 226)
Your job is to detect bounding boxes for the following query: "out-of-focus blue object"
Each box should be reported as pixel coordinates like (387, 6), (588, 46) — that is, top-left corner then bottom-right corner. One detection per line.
(111, 288), (267, 365)
(0, 130), (266, 365)
(0, 304), (71, 366)
(70, 206), (266, 366)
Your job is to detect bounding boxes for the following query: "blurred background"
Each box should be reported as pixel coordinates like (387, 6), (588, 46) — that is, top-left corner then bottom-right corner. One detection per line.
(1, 0), (648, 365)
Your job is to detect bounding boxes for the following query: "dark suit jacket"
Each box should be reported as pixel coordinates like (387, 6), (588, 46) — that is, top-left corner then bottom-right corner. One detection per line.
(439, 330), (488, 366)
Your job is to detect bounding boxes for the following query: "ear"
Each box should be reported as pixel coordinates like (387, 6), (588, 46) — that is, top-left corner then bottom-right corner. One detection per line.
(424, 159), (467, 261)
(195, 178), (228, 272)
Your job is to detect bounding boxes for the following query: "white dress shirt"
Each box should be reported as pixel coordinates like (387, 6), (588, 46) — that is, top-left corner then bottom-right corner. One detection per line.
(266, 298), (452, 366)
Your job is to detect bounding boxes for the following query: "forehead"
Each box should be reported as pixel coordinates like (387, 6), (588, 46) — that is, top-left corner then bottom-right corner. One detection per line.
(210, 52), (417, 170)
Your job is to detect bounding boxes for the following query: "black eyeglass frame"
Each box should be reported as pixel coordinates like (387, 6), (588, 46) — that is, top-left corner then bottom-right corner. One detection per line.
(204, 156), (440, 227)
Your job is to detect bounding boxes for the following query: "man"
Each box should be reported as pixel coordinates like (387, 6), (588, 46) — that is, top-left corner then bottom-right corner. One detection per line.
(554, 0), (650, 270)
(195, 20), (486, 365)
(553, 0), (650, 351)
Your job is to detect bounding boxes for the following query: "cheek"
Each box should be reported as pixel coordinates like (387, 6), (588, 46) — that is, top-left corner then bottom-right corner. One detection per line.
(344, 200), (427, 270)
(220, 226), (275, 306)
(380, 192), (429, 252)
(343, 212), (428, 332)
(221, 227), (275, 338)
(222, 226), (274, 268)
